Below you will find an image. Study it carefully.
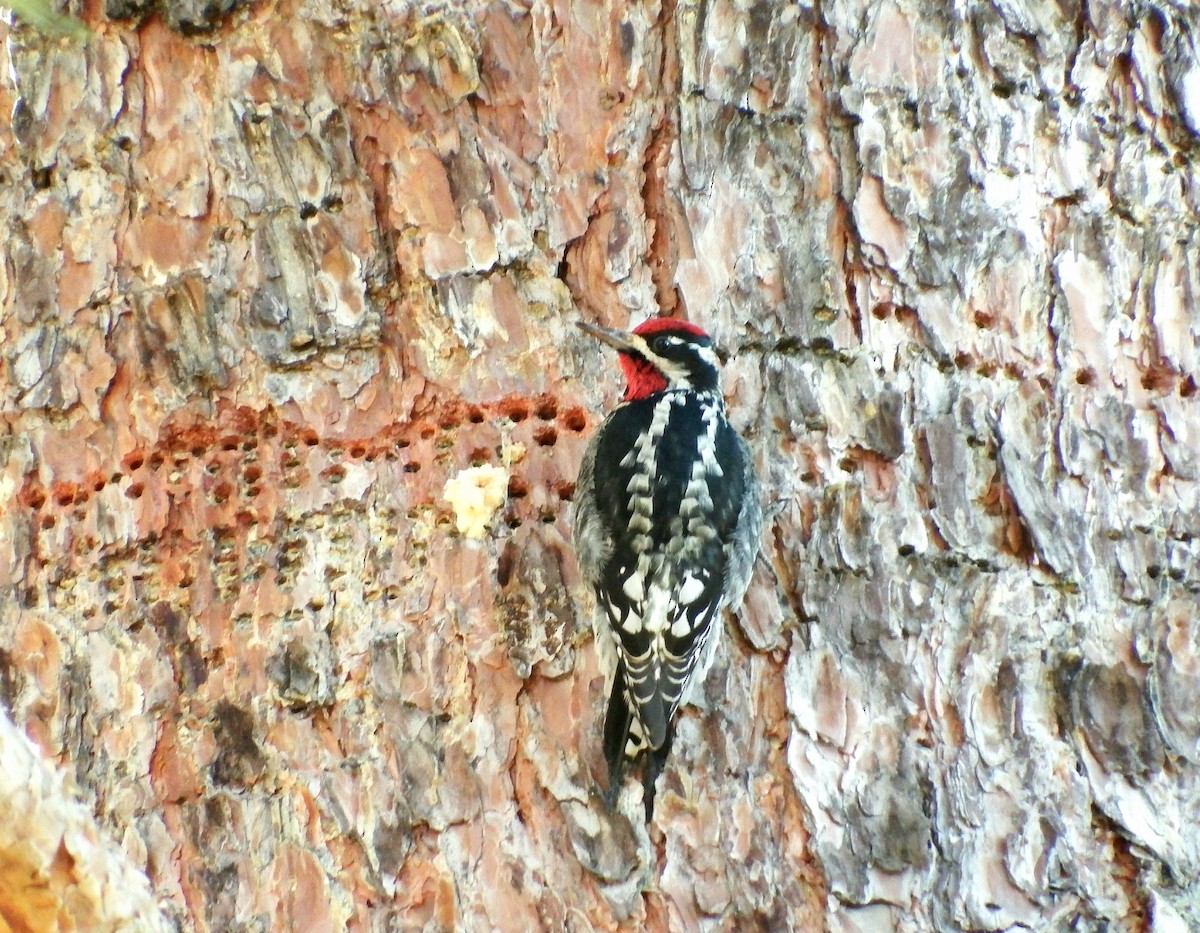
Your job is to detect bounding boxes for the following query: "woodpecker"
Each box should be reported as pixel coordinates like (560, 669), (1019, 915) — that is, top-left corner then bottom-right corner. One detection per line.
(572, 317), (762, 819)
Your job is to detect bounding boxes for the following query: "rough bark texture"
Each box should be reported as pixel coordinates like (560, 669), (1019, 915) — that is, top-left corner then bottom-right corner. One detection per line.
(0, 714), (172, 932)
(1, 1), (1199, 931)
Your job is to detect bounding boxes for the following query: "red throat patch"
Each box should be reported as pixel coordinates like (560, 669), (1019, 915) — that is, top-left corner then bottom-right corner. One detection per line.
(619, 354), (668, 400)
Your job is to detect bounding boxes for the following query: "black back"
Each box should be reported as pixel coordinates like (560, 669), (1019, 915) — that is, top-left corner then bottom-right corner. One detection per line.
(589, 390), (748, 681)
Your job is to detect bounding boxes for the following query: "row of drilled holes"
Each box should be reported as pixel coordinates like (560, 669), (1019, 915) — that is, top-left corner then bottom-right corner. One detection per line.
(25, 401), (588, 526)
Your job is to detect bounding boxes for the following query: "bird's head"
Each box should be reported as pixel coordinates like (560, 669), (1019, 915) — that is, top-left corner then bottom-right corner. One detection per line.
(577, 318), (722, 401)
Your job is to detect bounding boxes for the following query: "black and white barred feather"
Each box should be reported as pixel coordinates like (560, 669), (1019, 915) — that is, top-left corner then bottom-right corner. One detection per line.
(572, 318), (762, 819)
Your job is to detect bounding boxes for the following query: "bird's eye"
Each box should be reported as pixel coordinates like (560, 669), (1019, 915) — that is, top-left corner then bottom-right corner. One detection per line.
(651, 336), (672, 353)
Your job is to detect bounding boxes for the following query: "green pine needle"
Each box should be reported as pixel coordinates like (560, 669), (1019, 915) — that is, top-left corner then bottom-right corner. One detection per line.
(3, 0), (90, 38)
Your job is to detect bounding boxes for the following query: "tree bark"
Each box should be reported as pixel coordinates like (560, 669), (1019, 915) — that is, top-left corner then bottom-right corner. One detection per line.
(1, 1), (1198, 930)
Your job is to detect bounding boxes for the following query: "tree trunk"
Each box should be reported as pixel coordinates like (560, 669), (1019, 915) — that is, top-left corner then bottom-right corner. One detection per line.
(2, 1), (1198, 930)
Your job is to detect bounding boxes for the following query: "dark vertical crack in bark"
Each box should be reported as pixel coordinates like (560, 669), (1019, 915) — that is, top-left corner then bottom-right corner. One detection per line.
(643, 0), (683, 319)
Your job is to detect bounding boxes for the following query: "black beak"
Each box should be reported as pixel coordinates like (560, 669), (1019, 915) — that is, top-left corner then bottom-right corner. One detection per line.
(577, 321), (641, 354)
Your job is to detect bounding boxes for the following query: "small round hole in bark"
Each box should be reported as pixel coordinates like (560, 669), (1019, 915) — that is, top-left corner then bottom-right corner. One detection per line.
(499, 399), (530, 423)
(562, 408), (587, 432)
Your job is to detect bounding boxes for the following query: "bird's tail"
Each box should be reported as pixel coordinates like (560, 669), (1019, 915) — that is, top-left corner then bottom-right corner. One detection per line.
(602, 660), (674, 820)
(602, 661), (633, 801)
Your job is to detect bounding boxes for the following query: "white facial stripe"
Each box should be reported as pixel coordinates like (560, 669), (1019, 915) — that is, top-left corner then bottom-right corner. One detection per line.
(629, 333), (714, 389)
(695, 345), (720, 370)
(656, 359), (691, 386)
